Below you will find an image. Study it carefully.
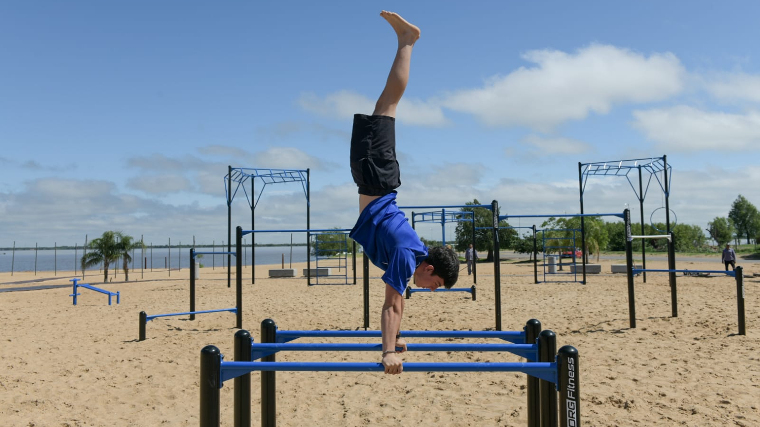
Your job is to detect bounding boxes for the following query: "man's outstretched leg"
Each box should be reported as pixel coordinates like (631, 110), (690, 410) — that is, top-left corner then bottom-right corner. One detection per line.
(373, 11), (421, 118)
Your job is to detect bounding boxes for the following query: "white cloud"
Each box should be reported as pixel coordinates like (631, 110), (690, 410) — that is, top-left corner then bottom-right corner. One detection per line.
(127, 174), (193, 195)
(521, 134), (592, 155)
(442, 44), (685, 131)
(632, 106), (760, 151)
(706, 73), (760, 103)
(298, 90), (448, 126)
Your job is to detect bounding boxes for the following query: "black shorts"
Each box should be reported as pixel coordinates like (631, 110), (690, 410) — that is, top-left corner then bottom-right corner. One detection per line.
(350, 114), (401, 196)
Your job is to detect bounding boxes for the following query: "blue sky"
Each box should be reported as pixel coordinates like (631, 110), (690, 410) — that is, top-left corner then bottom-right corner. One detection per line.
(2, 1), (760, 247)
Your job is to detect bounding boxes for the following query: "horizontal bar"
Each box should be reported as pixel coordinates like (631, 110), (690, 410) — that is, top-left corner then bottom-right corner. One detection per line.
(242, 229), (351, 236)
(632, 269), (736, 277)
(399, 205), (493, 210)
(220, 361), (557, 383)
(275, 329), (525, 343)
(145, 308), (237, 321)
(408, 288), (473, 293)
(501, 213), (624, 219)
(630, 234), (671, 240)
(250, 343), (536, 360)
(79, 284), (118, 296)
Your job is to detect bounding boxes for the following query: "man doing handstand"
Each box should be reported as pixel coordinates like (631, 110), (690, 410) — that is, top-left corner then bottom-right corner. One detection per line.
(349, 11), (460, 375)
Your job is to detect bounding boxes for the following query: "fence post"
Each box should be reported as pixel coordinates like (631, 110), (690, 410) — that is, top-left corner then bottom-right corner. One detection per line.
(525, 319), (542, 427)
(234, 330), (252, 427)
(261, 319), (277, 427)
(736, 266), (746, 335)
(558, 345), (580, 427)
(200, 346), (222, 427)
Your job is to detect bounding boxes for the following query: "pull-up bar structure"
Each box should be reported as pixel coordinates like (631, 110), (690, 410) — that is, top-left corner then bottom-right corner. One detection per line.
(409, 209), (477, 282)
(400, 202), (503, 330)
(579, 155), (673, 285)
(225, 167), (310, 287)
(500, 212), (625, 284)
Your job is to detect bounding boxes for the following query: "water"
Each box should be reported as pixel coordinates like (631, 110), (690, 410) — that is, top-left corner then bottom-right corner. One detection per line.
(0, 246), (314, 273)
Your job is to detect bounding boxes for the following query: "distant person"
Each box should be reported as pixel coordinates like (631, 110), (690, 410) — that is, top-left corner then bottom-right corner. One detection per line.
(465, 244), (478, 275)
(722, 243), (736, 271)
(348, 11), (460, 375)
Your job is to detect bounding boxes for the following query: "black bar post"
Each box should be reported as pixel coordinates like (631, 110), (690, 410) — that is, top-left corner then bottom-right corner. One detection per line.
(363, 254), (370, 329)
(236, 226), (243, 329)
(234, 330), (252, 427)
(637, 165), (647, 283)
(472, 211), (477, 284)
(669, 231), (677, 318)
(538, 330), (558, 427)
(470, 285), (476, 301)
(736, 266), (746, 335)
(663, 155), (677, 301)
(491, 200), (502, 331)
(228, 165), (232, 288)
(306, 168), (311, 287)
(624, 209), (636, 328)
(557, 346), (580, 427)
(578, 162), (587, 285)
(200, 345), (222, 427)
(252, 172), (255, 285)
(533, 225), (538, 284)
(525, 319), (542, 427)
(352, 240), (357, 284)
(139, 311), (147, 341)
(261, 319), (277, 427)
(190, 248), (196, 321)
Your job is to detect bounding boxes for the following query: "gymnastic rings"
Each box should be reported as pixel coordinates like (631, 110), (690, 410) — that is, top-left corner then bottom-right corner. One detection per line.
(649, 207), (677, 233)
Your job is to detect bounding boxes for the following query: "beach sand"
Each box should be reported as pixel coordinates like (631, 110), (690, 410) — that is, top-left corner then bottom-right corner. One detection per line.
(0, 256), (758, 426)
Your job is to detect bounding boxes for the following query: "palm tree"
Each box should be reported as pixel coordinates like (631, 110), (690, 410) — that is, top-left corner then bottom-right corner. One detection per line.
(118, 234), (143, 281)
(81, 231), (122, 283)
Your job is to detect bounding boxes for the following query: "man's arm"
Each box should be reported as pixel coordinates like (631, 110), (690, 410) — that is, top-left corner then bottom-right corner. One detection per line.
(381, 283), (404, 374)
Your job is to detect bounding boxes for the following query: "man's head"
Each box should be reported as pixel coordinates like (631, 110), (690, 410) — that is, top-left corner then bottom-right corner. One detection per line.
(726, 244), (731, 248)
(469, 244), (473, 249)
(414, 246), (459, 290)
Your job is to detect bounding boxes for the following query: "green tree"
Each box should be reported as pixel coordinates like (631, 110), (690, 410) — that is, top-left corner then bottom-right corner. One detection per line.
(707, 217), (735, 247)
(118, 234), (143, 281)
(512, 233), (542, 260)
(542, 216), (609, 262)
(671, 223), (707, 252)
(81, 231), (122, 283)
(728, 195), (760, 244)
(311, 229), (354, 257)
(453, 199), (517, 262)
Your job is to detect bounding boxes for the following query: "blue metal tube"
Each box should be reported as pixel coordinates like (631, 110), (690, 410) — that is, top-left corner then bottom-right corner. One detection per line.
(220, 361), (557, 383)
(275, 329), (525, 343)
(408, 288), (473, 293)
(632, 269), (735, 276)
(146, 307), (237, 321)
(243, 229), (351, 234)
(500, 213), (624, 219)
(398, 204), (493, 210)
(251, 343), (536, 359)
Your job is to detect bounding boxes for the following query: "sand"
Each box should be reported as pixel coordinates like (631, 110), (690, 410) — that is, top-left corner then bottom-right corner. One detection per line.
(0, 256), (758, 426)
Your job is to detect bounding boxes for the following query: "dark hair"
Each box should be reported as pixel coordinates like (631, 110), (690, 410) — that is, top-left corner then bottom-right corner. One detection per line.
(426, 246), (460, 288)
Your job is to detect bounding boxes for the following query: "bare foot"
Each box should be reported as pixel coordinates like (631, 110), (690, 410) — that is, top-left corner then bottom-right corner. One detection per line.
(380, 10), (420, 46)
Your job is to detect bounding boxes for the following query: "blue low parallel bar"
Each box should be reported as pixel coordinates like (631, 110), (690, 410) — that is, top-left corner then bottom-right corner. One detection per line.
(69, 278), (120, 305)
(632, 269), (735, 277)
(250, 343), (537, 361)
(406, 285), (477, 301)
(273, 329), (525, 343)
(145, 307), (237, 322)
(219, 361), (558, 383)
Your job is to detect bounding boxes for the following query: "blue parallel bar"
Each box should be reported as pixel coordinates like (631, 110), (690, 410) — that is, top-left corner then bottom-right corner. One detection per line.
(632, 269), (735, 277)
(408, 288), (473, 293)
(220, 361), (557, 383)
(399, 204), (493, 210)
(275, 329), (525, 343)
(79, 284), (118, 297)
(500, 212), (624, 219)
(250, 343), (537, 361)
(242, 229), (351, 236)
(145, 307), (237, 321)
